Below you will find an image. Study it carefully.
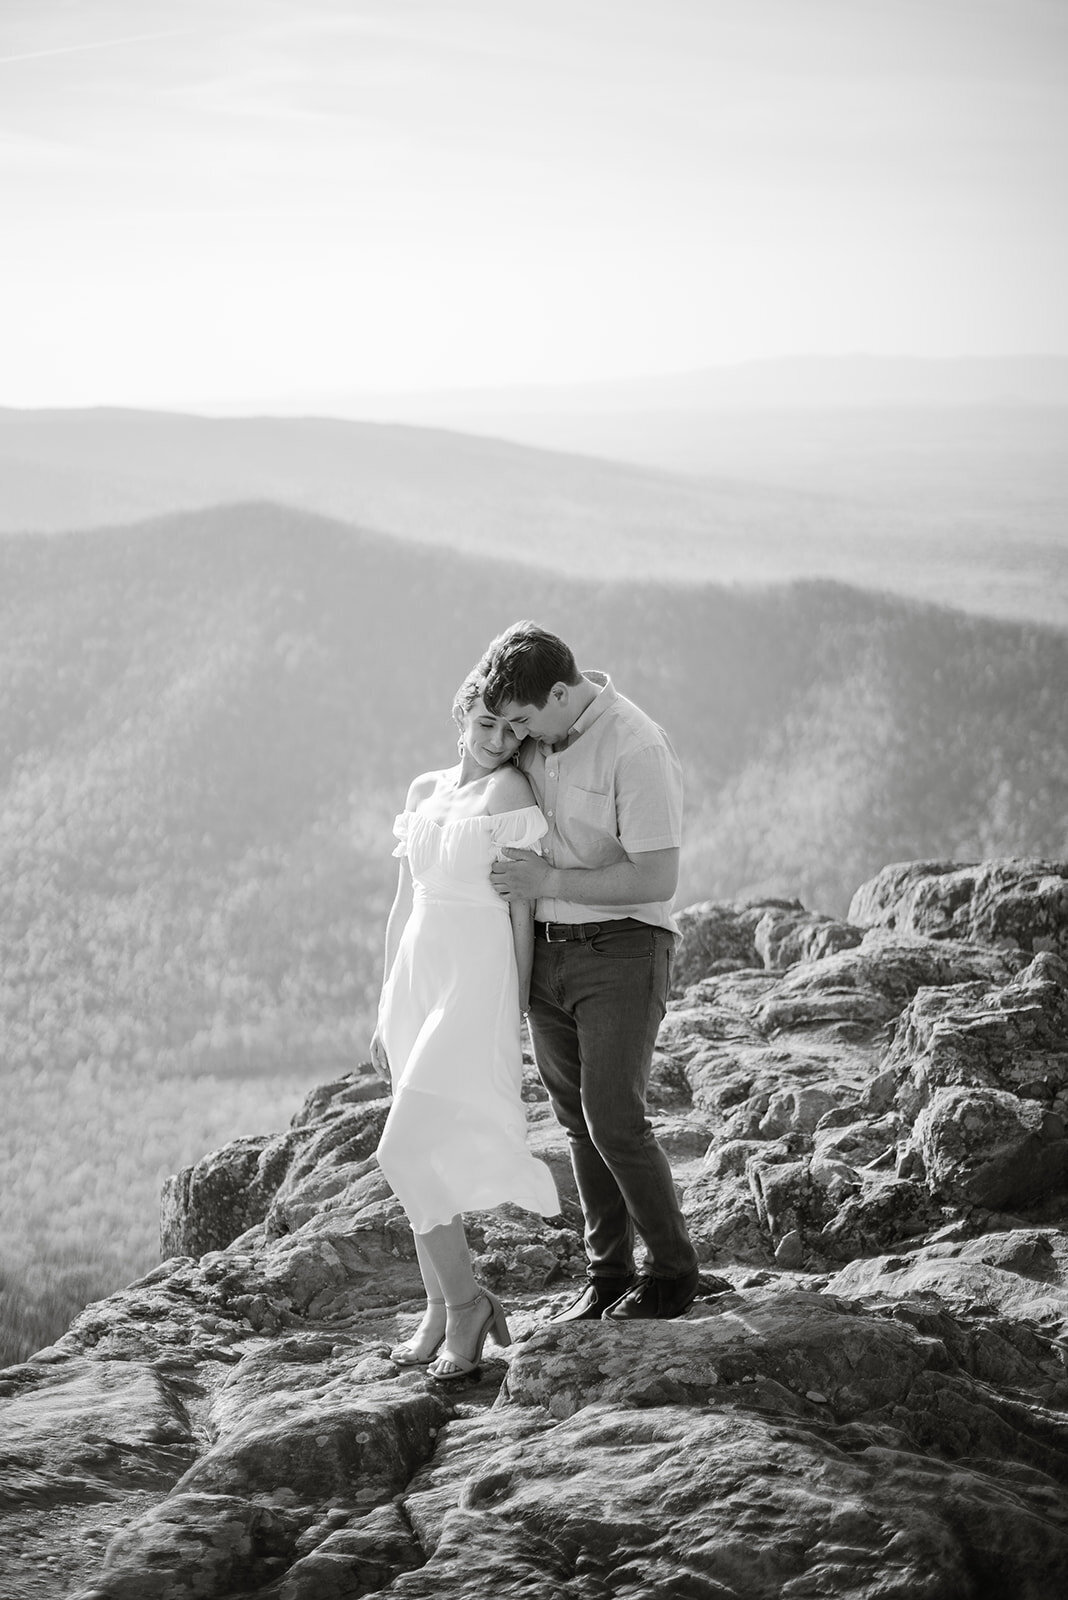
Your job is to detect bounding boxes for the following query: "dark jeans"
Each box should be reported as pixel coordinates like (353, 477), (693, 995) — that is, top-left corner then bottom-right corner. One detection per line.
(529, 919), (698, 1280)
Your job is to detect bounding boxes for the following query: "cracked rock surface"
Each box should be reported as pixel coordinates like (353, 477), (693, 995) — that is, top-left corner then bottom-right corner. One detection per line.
(2, 859), (1067, 1598)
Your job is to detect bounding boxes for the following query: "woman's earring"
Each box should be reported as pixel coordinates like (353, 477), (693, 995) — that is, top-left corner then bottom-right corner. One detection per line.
(457, 734), (465, 756)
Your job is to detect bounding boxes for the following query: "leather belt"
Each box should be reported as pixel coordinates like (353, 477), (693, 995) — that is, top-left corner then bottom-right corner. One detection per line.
(535, 920), (604, 942)
(534, 918), (649, 942)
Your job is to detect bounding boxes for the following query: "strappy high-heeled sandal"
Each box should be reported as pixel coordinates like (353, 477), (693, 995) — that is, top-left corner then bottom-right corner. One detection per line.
(390, 1298), (446, 1366)
(427, 1287), (511, 1381)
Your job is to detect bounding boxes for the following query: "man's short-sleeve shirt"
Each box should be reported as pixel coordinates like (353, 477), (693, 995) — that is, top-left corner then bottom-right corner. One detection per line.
(518, 671), (683, 934)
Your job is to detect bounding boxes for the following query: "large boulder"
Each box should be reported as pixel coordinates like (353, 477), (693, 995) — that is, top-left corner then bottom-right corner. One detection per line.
(0, 1357), (196, 1507)
(753, 904), (863, 971)
(386, 1290), (1068, 1600)
(828, 1229), (1068, 1339)
(396, 1399), (1068, 1600)
(752, 931), (1022, 1038)
(672, 898), (782, 984)
(160, 1081), (391, 1257)
(912, 1086), (1068, 1211)
(671, 928), (1067, 1273)
(672, 898), (863, 989)
(888, 950), (1068, 1122)
(850, 859), (1068, 957)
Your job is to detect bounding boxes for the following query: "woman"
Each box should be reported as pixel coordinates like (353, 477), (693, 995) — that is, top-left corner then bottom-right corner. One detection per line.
(370, 669), (559, 1379)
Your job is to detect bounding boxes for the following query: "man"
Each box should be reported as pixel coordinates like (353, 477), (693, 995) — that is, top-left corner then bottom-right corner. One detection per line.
(481, 620), (699, 1321)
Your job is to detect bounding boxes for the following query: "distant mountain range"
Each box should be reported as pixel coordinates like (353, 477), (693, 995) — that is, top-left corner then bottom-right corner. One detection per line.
(323, 355), (1068, 542)
(1, 400), (1065, 626)
(1, 501), (1065, 1091)
(305, 353), (1068, 417)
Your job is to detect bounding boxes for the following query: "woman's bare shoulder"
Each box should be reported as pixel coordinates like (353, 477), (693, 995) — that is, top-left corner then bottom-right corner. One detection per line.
(405, 769), (446, 810)
(486, 765), (538, 815)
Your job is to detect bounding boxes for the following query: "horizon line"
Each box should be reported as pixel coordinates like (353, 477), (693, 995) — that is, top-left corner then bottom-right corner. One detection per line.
(5, 350), (1068, 419)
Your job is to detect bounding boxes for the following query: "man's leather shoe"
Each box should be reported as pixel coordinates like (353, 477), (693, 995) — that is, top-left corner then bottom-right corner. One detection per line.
(604, 1267), (701, 1321)
(552, 1276), (635, 1322)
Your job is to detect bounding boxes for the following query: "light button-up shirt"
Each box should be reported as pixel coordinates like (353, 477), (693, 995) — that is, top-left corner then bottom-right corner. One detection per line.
(519, 671), (683, 935)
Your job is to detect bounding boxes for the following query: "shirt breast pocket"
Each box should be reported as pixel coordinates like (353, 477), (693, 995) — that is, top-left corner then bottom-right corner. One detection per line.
(563, 785), (622, 865)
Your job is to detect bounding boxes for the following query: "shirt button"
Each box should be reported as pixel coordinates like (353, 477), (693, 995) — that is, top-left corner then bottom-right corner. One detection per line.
(547, 809), (554, 817)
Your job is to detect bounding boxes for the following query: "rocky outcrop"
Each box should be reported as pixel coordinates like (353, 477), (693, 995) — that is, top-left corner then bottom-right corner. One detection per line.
(2, 858), (1067, 1599)
(159, 1076), (392, 1257)
(849, 858), (1068, 957)
(673, 897), (863, 986)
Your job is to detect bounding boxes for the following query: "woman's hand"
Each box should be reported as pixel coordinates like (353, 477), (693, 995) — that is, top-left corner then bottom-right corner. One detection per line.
(369, 1028), (390, 1083)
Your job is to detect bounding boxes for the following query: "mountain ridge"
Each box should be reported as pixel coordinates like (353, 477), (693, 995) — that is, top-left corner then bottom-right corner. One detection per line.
(197, 352), (1068, 416)
(3, 401), (1067, 627)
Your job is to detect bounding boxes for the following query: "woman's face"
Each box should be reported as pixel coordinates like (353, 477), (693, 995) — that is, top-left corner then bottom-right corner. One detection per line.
(459, 696), (522, 770)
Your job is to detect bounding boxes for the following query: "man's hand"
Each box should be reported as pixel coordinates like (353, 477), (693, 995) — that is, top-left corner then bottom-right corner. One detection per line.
(369, 1028), (391, 1083)
(491, 848), (549, 901)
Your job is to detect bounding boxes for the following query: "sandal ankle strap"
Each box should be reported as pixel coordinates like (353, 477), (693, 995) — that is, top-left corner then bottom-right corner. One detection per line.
(444, 1288), (486, 1311)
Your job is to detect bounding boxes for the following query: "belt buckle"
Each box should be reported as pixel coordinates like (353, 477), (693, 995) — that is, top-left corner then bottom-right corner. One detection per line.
(545, 922), (565, 942)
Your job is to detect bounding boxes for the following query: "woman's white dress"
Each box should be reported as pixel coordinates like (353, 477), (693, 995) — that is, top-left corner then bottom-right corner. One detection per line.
(375, 804), (559, 1234)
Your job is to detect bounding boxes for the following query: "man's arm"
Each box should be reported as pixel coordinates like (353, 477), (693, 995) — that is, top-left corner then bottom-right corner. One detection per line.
(491, 845), (678, 907)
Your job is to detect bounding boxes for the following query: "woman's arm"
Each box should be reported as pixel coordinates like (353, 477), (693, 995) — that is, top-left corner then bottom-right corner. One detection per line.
(381, 857), (412, 989)
(375, 774), (434, 1013)
(490, 767), (540, 1014)
(509, 895), (535, 1016)
(370, 856), (412, 1079)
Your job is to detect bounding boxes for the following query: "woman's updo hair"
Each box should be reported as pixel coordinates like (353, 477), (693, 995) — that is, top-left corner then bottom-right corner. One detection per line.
(452, 668), (486, 725)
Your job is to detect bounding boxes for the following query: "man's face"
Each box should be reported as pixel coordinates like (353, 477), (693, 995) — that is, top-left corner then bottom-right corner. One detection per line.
(498, 685), (572, 745)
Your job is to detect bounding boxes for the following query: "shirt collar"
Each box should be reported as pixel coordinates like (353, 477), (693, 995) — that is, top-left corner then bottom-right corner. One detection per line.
(541, 670), (614, 753)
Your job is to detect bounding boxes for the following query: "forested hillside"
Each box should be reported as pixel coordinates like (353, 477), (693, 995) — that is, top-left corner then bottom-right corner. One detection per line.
(2, 500), (1065, 1361)
(2, 499), (1065, 1076)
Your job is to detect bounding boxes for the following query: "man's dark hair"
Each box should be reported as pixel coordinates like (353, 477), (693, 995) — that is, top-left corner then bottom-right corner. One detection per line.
(480, 621), (581, 713)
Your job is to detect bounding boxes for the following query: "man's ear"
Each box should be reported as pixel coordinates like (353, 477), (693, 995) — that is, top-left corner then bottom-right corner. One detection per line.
(550, 682), (569, 705)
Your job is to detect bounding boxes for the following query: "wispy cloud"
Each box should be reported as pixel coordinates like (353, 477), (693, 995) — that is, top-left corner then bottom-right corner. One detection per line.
(0, 28), (195, 68)
(1, 0), (1065, 403)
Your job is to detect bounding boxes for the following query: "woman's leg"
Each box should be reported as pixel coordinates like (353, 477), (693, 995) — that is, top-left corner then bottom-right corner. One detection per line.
(418, 1215), (478, 1304)
(391, 1229), (447, 1362)
(413, 1229), (444, 1301)
(418, 1215), (506, 1374)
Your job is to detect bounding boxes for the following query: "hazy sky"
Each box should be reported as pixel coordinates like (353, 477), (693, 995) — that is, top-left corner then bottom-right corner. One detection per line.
(2, 0), (1066, 406)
